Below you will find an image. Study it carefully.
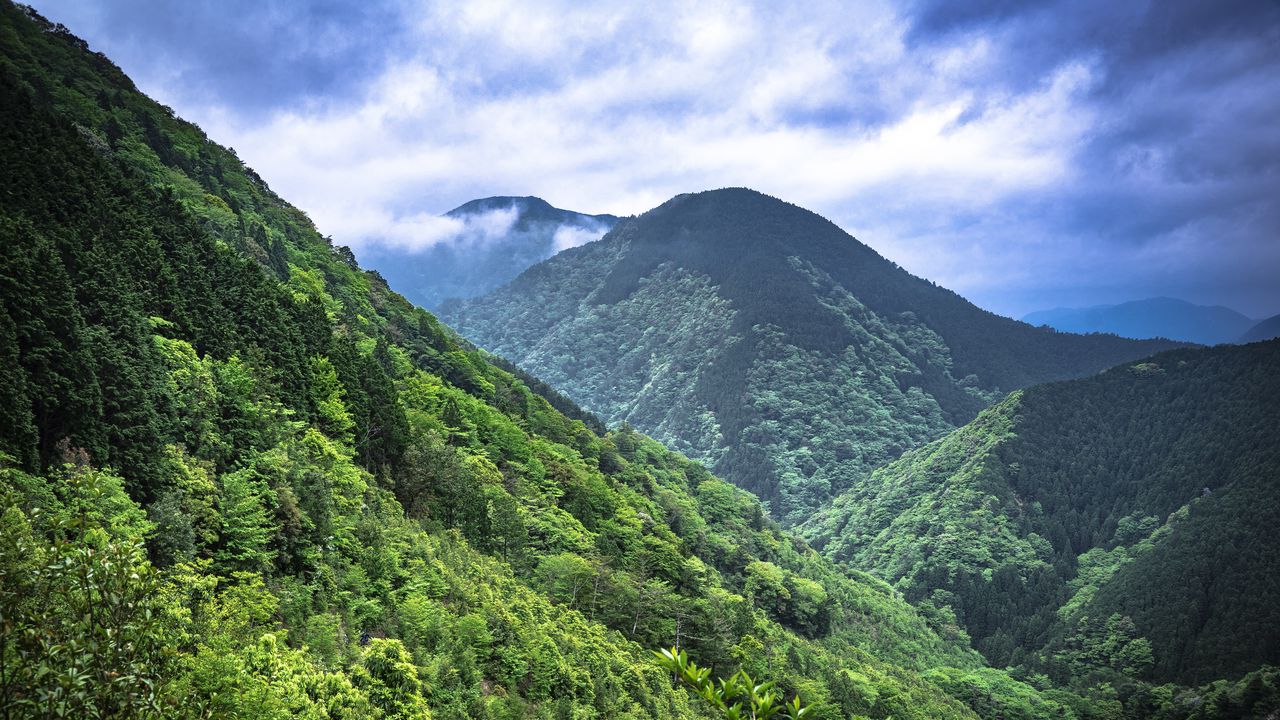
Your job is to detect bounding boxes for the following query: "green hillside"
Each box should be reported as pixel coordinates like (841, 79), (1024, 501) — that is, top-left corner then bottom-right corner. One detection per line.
(0, 5), (1074, 719)
(442, 188), (1183, 523)
(802, 341), (1280, 691)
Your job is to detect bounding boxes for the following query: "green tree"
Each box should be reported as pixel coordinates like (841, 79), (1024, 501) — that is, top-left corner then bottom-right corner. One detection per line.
(216, 464), (276, 573)
(309, 355), (355, 446)
(356, 639), (432, 719)
(0, 472), (173, 719)
(535, 552), (596, 609)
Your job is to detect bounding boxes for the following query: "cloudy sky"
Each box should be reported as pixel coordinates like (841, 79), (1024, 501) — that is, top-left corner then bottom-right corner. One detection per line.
(30, 0), (1280, 318)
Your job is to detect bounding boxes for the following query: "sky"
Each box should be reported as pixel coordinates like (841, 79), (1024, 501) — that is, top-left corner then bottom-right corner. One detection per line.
(28, 0), (1280, 319)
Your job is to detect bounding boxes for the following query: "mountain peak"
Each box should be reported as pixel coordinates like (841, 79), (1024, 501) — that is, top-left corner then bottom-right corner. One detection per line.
(447, 195), (554, 216)
(610, 188), (881, 273)
(447, 195), (618, 226)
(645, 187), (835, 229)
(445, 189), (1183, 519)
(361, 195), (619, 309)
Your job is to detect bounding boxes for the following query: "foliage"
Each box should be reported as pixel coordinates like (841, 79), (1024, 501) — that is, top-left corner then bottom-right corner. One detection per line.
(443, 188), (1181, 521)
(656, 648), (812, 720)
(0, 6), (1046, 719)
(3, 5), (1272, 720)
(0, 465), (172, 719)
(803, 341), (1280, 699)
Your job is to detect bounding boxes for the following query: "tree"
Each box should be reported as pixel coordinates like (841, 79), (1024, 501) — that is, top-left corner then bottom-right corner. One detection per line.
(356, 639), (432, 719)
(215, 464), (276, 573)
(309, 355), (355, 446)
(535, 552), (596, 609)
(0, 472), (173, 718)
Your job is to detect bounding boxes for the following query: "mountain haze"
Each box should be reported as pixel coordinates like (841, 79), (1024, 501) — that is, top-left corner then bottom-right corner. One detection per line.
(442, 189), (1184, 522)
(5, 4), (1278, 719)
(0, 6), (1079, 719)
(1240, 313), (1280, 344)
(363, 196), (617, 310)
(1022, 297), (1255, 345)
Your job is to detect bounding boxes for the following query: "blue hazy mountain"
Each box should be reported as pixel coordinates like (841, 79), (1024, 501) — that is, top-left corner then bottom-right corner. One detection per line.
(1022, 297), (1256, 345)
(361, 196), (618, 310)
(1240, 313), (1280, 343)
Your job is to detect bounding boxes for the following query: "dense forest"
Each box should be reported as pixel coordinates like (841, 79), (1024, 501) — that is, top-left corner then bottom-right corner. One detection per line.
(0, 4), (1072, 718)
(2, 3), (1277, 719)
(802, 340), (1280, 694)
(442, 188), (1183, 523)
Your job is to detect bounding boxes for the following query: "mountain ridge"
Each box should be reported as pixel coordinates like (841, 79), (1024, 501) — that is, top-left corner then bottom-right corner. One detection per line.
(1022, 296), (1256, 345)
(446, 195), (619, 226)
(1240, 313), (1280, 344)
(0, 5), (1044, 719)
(802, 339), (1280, 685)
(443, 187), (1186, 521)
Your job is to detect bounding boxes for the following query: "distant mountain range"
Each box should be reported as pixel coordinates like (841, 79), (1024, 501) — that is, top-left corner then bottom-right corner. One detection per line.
(1021, 297), (1257, 345)
(442, 188), (1184, 522)
(8, 4), (1280, 716)
(0, 8), (1006, 718)
(1240, 313), (1280, 343)
(362, 196), (617, 310)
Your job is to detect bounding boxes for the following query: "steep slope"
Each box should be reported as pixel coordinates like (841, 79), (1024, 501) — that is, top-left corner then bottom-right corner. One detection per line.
(365, 196), (618, 310)
(802, 340), (1280, 687)
(443, 188), (1184, 522)
(0, 6), (1083, 720)
(1239, 313), (1280, 343)
(1022, 297), (1255, 345)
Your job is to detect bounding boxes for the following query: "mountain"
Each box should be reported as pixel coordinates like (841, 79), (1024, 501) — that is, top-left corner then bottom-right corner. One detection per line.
(1021, 297), (1255, 345)
(1240, 313), (1280, 343)
(362, 196), (617, 310)
(802, 340), (1280, 687)
(0, 6), (1097, 719)
(442, 188), (1185, 523)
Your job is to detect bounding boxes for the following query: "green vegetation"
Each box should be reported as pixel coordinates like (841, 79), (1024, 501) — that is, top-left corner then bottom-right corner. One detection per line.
(2, 5), (1274, 719)
(803, 341), (1280, 707)
(0, 5), (1089, 719)
(655, 648), (812, 719)
(443, 188), (1182, 522)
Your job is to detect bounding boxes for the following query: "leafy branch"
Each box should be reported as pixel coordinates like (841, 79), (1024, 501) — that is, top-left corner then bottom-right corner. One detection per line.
(654, 647), (811, 720)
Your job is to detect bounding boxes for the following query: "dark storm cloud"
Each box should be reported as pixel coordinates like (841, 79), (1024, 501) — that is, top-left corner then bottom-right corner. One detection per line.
(898, 0), (1280, 315)
(23, 0), (1280, 318)
(33, 0), (413, 116)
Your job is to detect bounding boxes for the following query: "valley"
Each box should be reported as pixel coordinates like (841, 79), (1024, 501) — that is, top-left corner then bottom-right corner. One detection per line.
(1, 3), (1277, 720)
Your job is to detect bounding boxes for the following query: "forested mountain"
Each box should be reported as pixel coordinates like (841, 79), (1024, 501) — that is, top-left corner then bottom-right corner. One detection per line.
(365, 196), (617, 310)
(1022, 297), (1255, 345)
(0, 5), (1092, 719)
(802, 340), (1280, 692)
(1239, 313), (1280, 344)
(442, 189), (1183, 522)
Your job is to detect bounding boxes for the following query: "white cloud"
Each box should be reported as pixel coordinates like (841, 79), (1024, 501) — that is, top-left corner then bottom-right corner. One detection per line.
(550, 222), (611, 254)
(336, 206), (519, 254)
(201, 1), (1095, 263)
(72, 0), (1272, 317)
